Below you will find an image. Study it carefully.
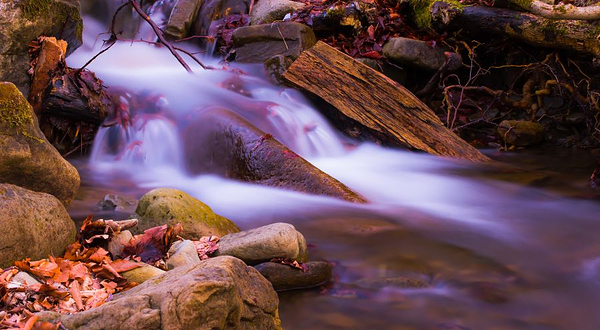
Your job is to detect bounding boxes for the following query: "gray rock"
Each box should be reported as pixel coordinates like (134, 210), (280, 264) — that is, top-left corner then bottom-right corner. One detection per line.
(165, 0), (204, 39)
(0, 82), (80, 205)
(0, 184), (76, 268)
(0, 0), (82, 94)
(232, 22), (316, 63)
(58, 256), (282, 330)
(250, 0), (306, 25)
(383, 37), (450, 71)
(264, 54), (295, 84)
(135, 188), (240, 240)
(107, 230), (133, 258)
(497, 120), (545, 147)
(121, 263), (166, 284)
(166, 240), (200, 270)
(193, 0), (250, 38)
(215, 223), (307, 265)
(254, 261), (331, 291)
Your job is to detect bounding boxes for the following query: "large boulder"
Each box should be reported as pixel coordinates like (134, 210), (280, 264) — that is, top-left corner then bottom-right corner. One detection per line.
(135, 187), (240, 239)
(182, 109), (365, 202)
(55, 256), (282, 330)
(250, 0), (306, 25)
(0, 82), (80, 205)
(0, 183), (76, 268)
(215, 223), (308, 265)
(0, 0), (83, 94)
(232, 22), (316, 63)
(193, 0), (250, 37)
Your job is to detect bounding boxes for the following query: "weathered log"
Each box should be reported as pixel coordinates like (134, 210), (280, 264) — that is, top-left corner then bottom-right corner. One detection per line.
(42, 69), (111, 125)
(283, 41), (490, 162)
(431, 3), (600, 56)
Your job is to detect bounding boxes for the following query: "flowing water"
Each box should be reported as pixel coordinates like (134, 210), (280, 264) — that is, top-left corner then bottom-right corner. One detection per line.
(66, 15), (600, 330)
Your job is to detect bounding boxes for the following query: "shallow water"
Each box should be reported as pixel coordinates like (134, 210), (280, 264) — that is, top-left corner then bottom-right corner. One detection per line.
(67, 16), (600, 330)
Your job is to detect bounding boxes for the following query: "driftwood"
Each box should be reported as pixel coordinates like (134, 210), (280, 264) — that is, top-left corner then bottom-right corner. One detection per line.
(431, 3), (600, 56)
(283, 41), (490, 162)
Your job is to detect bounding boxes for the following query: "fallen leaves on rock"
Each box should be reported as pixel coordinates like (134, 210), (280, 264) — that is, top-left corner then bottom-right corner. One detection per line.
(0, 216), (220, 329)
(270, 258), (308, 272)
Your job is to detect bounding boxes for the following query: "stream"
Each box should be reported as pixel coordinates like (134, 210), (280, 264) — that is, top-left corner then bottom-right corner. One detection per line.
(65, 15), (600, 330)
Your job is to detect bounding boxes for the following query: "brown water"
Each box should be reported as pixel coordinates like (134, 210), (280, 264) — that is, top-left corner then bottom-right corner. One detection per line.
(69, 147), (600, 330)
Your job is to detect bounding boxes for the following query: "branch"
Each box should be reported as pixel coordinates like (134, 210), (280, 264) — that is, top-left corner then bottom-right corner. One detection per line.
(512, 0), (600, 20)
(128, 0), (193, 73)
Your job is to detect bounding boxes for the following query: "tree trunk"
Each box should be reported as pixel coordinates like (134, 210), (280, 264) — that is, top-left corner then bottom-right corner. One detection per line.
(432, 3), (600, 56)
(283, 41), (490, 162)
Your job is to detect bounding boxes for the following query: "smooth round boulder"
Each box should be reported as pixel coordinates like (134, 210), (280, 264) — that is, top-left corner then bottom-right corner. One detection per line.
(135, 188), (240, 239)
(254, 261), (332, 291)
(215, 222), (308, 265)
(0, 184), (76, 267)
(0, 82), (80, 205)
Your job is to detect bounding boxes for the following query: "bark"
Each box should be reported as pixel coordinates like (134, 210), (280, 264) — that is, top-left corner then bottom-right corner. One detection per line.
(512, 0), (600, 20)
(283, 41), (490, 162)
(431, 3), (600, 56)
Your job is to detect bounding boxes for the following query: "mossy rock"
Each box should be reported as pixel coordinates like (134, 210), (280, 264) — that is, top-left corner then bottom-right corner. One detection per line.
(0, 82), (80, 205)
(0, 184), (76, 268)
(0, 0), (83, 93)
(135, 188), (240, 239)
(498, 120), (545, 147)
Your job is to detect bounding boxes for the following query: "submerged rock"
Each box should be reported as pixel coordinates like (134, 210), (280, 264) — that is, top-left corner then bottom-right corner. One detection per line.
(182, 109), (365, 202)
(166, 239), (200, 270)
(57, 256), (282, 330)
(250, 0), (306, 25)
(383, 37), (455, 71)
(215, 223), (308, 265)
(0, 82), (80, 205)
(0, 184), (76, 268)
(135, 188), (240, 239)
(232, 22), (316, 63)
(0, 0), (83, 94)
(255, 261), (332, 291)
(354, 276), (430, 290)
(497, 120), (545, 147)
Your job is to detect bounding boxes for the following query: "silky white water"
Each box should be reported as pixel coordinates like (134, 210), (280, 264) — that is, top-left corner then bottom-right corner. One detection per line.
(68, 16), (600, 330)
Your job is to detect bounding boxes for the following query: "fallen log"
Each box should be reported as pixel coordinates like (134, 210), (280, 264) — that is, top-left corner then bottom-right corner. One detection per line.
(431, 3), (600, 56)
(283, 41), (490, 162)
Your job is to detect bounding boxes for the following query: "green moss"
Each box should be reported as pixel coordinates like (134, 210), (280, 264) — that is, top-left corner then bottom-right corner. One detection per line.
(0, 83), (42, 143)
(510, 0), (534, 9)
(20, 0), (53, 20)
(410, 0), (464, 28)
(540, 20), (568, 37)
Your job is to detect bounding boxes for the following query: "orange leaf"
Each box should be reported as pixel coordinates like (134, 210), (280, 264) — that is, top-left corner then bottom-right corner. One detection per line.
(110, 259), (142, 273)
(68, 281), (84, 311)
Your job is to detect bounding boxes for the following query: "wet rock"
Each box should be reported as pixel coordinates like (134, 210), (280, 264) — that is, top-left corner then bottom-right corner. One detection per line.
(354, 276), (430, 290)
(135, 187), (240, 239)
(232, 22), (316, 63)
(107, 230), (133, 258)
(193, 0), (250, 37)
(97, 194), (137, 212)
(497, 120), (545, 147)
(383, 37), (453, 71)
(0, 0), (83, 94)
(182, 108), (365, 202)
(165, 0), (204, 39)
(250, 0), (306, 25)
(0, 184), (76, 268)
(121, 263), (166, 284)
(166, 240), (200, 270)
(58, 256), (281, 330)
(255, 261), (332, 291)
(215, 223), (308, 265)
(0, 82), (80, 205)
